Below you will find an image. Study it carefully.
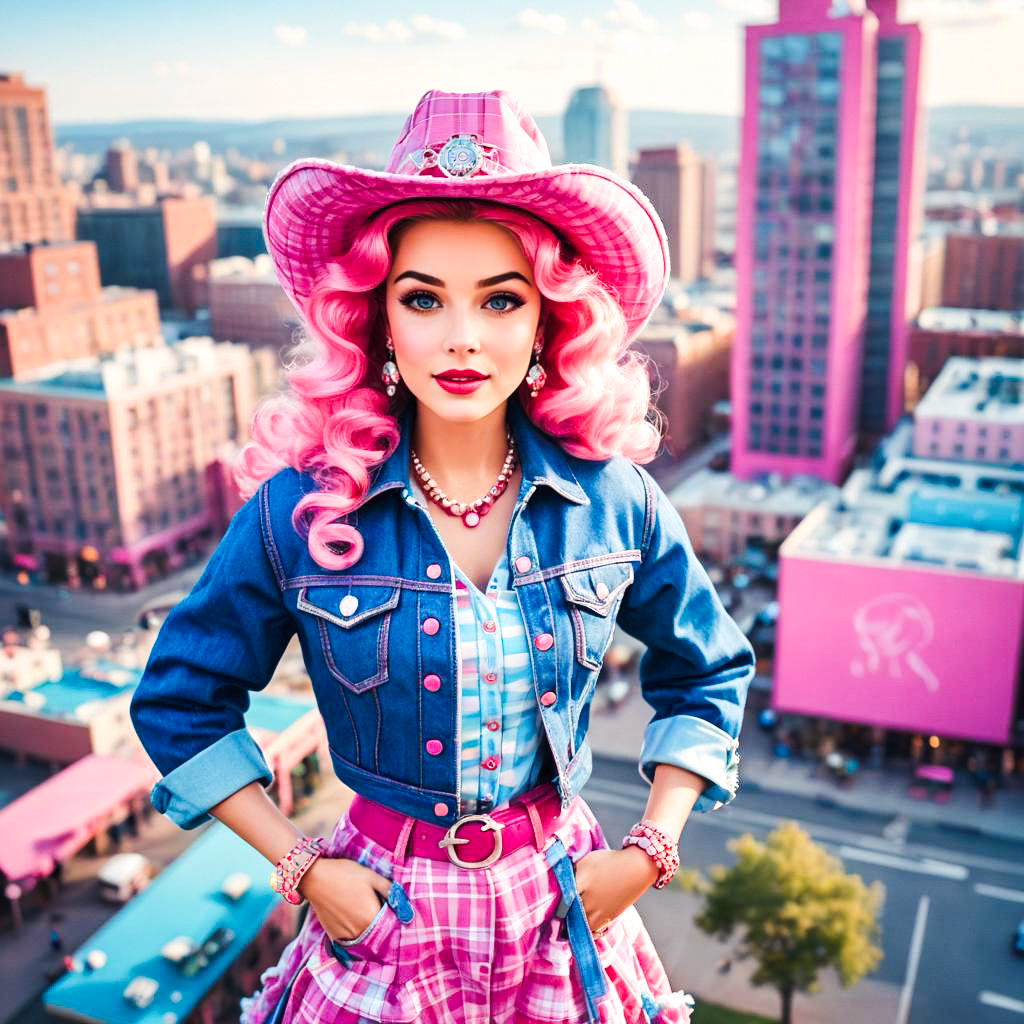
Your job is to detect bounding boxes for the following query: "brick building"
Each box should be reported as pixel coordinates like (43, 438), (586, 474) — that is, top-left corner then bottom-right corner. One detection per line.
(941, 234), (1024, 311)
(0, 72), (76, 245)
(76, 197), (216, 314)
(0, 337), (256, 589)
(634, 311), (734, 458)
(0, 241), (161, 378)
(906, 307), (1024, 407)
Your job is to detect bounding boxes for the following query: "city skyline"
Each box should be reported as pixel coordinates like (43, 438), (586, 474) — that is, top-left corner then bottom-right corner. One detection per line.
(6, 0), (1024, 124)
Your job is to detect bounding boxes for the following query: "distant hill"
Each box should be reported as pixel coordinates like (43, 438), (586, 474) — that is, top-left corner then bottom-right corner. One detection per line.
(55, 105), (1023, 163)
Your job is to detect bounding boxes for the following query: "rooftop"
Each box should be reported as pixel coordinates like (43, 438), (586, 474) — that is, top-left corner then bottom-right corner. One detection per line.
(0, 336), (247, 399)
(915, 357), (1024, 424)
(915, 307), (1024, 335)
(670, 466), (838, 515)
(43, 823), (279, 1024)
(0, 755), (157, 883)
(208, 253), (277, 281)
(785, 424), (1024, 578)
(0, 284), (155, 319)
(3, 661), (138, 719)
(216, 206), (265, 226)
(2, 660), (314, 730)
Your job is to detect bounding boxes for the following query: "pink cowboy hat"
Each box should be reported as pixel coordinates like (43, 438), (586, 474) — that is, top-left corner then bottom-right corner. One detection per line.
(263, 89), (669, 340)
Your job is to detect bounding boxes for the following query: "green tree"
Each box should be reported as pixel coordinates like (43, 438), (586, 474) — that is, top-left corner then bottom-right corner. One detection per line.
(691, 821), (884, 1024)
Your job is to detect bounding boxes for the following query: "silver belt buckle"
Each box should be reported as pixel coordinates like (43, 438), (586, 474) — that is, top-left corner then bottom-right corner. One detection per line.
(439, 813), (506, 868)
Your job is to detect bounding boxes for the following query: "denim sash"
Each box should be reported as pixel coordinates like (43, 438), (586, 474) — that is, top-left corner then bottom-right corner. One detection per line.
(544, 836), (610, 1023)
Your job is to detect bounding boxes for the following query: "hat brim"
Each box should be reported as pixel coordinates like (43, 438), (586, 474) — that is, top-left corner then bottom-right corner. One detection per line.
(263, 159), (669, 340)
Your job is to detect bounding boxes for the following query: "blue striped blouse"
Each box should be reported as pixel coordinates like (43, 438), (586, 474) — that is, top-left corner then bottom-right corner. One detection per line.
(406, 479), (547, 813)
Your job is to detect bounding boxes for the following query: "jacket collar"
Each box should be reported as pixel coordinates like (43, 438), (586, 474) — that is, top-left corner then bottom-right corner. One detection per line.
(362, 396), (589, 507)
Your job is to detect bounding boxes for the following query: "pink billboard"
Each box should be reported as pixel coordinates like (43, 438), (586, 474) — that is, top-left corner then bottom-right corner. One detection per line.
(774, 555), (1024, 744)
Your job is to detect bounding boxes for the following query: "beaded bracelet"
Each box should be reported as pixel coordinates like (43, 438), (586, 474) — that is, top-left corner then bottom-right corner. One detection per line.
(620, 819), (680, 890)
(269, 835), (326, 905)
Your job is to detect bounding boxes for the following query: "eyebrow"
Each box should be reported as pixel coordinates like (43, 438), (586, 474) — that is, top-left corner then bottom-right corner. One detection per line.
(392, 270), (533, 288)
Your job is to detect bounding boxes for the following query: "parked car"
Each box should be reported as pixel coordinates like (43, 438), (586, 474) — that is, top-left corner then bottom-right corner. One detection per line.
(123, 976), (159, 1008)
(180, 926), (236, 978)
(97, 853), (155, 903)
(1014, 919), (1024, 957)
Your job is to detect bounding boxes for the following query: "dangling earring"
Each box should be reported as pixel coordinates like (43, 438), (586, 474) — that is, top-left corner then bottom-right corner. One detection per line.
(526, 338), (547, 399)
(382, 335), (400, 397)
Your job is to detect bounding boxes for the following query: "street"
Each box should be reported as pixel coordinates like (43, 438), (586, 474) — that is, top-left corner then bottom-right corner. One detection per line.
(4, 754), (1023, 1024)
(584, 754), (1024, 1024)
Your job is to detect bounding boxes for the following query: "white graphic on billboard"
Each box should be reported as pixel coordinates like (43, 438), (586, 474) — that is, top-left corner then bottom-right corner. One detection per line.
(849, 593), (940, 694)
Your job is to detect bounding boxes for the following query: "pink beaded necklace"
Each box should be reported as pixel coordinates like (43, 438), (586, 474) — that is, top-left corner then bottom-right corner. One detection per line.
(410, 432), (518, 529)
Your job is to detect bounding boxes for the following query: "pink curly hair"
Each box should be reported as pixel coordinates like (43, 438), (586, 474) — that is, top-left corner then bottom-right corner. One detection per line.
(234, 199), (664, 570)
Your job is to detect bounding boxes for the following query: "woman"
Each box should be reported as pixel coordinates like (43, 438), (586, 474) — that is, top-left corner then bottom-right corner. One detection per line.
(130, 90), (755, 1024)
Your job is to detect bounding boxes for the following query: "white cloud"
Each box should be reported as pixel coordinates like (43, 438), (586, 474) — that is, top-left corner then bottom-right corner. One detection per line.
(581, 15), (601, 31)
(410, 14), (467, 40)
(716, 0), (775, 18)
(682, 10), (714, 29)
(152, 60), (191, 78)
(604, 0), (657, 31)
(518, 8), (569, 33)
(343, 20), (414, 42)
(904, 0), (1023, 22)
(274, 24), (307, 47)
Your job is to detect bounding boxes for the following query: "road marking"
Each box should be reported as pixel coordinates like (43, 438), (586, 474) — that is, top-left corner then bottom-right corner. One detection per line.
(883, 816), (910, 847)
(838, 846), (968, 880)
(980, 992), (1024, 1014)
(974, 883), (1024, 904)
(896, 896), (929, 1024)
(584, 776), (1024, 879)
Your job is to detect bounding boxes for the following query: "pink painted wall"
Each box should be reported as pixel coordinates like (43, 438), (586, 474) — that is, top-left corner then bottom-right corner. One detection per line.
(774, 553), (1024, 743)
(912, 414), (1024, 465)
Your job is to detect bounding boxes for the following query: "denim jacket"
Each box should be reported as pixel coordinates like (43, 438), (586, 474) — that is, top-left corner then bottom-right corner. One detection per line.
(130, 397), (755, 830)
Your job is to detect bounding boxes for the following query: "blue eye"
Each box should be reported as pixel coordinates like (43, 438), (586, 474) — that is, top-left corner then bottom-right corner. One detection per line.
(486, 293), (524, 314)
(400, 291), (440, 312)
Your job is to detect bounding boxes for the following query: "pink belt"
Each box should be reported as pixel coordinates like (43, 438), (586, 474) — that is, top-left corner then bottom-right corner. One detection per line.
(348, 783), (567, 869)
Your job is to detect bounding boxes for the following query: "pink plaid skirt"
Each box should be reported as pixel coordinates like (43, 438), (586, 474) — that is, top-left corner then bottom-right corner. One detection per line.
(239, 795), (693, 1024)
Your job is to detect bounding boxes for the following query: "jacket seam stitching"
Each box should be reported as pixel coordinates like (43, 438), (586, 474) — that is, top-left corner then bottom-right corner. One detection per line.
(283, 576), (450, 593)
(638, 467), (656, 559)
(513, 550), (642, 586)
(259, 480), (286, 589)
(315, 616), (388, 695)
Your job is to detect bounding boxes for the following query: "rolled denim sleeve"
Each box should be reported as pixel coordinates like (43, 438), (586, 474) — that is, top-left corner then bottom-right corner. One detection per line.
(616, 465), (755, 813)
(129, 482), (296, 830)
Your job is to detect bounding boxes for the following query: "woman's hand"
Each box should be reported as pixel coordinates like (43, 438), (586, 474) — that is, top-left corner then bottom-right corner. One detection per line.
(573, 846), (660, 934)
(297, 856), (392, 942)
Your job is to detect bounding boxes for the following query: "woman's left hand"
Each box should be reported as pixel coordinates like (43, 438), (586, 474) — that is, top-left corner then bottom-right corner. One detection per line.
(573, 845), (660, 935)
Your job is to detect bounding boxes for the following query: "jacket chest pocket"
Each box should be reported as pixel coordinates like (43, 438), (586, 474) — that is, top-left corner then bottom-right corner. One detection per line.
(559, 561), (635, 672)
(296, 584), (400, 693)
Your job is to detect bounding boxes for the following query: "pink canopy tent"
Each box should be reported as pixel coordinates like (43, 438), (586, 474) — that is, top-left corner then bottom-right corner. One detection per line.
(0, 754), (157, 884)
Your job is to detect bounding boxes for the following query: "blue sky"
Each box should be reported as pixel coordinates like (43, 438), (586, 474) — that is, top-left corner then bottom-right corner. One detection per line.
(6, 0), (1024, 124)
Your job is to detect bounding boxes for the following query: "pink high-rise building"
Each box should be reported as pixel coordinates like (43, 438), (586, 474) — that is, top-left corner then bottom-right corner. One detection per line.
(859, 0), (924, 439)
(732, 0), (923, 483)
